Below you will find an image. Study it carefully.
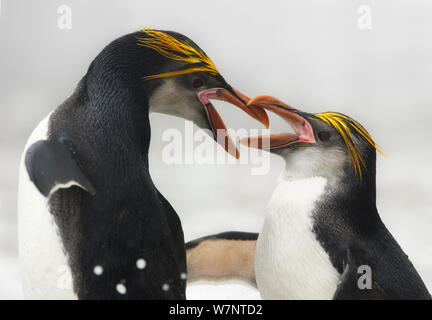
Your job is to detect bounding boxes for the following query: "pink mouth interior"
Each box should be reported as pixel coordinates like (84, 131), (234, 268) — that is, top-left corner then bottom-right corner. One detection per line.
(276, 115), (315, 148)
(198, 88), (220, 106)
(197, 88), (224, 137)
(239, 111), (315, 150)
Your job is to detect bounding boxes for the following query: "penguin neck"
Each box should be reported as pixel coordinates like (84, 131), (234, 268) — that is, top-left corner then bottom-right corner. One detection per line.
(270, 174), (329, 221)
(313, 172), (380, 237)
(321, 165), (378, 218)
(276, 167), (379, 224)
(280, 150), (378, 211)
(64, 69), (153, 192)
(84, 40), (153, 158)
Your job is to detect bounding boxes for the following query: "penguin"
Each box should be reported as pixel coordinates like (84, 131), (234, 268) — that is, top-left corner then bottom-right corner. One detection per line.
(17, 28), (268, 300)
(186, 231), (258, 286)
(185, 95), (431, 300)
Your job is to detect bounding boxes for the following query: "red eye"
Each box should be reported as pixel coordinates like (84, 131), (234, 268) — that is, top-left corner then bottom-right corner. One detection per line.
(318, 132), (331, 141)
(192, 78), (203, 88)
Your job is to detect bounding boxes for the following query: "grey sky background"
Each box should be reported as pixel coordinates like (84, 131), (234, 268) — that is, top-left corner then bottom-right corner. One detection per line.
(0, 0), (431, 299)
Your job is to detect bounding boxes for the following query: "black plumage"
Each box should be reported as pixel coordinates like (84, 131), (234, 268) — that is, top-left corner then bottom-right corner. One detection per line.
(23, 29), (257, 299)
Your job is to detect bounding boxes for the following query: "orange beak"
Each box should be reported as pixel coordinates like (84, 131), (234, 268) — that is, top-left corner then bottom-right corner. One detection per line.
(240, 95), (315, 149)
(198, 88), (269, 158)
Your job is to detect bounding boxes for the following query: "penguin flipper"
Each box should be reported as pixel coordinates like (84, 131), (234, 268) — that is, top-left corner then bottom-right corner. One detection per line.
(25, 139), (95, 198)
(333, 248), (387, 300)
(186, 231), (258, 286)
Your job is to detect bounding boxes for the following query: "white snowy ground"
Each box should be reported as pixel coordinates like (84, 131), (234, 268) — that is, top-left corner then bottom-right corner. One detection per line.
(187, 282), (261, 300)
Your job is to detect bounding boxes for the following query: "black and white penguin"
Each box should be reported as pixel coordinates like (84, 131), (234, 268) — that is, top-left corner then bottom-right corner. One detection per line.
(186, 95), (431, 300)
(17, 28), (268, 299)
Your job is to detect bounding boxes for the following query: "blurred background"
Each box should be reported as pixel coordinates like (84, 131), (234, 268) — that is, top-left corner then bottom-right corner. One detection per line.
(0, 0), (431, 299)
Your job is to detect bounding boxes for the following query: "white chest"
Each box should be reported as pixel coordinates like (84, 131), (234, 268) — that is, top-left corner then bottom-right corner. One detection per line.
(18, 112), (76, 299)
(255, 176), (340, 300)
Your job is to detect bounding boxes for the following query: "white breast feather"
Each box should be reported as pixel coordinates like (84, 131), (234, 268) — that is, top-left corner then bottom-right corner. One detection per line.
(17, 112), (76, 299)
(255, 176), (340, 300)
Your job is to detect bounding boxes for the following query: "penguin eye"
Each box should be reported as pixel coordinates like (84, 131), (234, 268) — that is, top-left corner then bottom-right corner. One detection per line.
(192, 78), (203, 88)
(318, 131), (331, 142)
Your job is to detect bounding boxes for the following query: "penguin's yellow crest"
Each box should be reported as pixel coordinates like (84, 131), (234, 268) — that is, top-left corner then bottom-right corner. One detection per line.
(137, 28), (219, 81)
(311, 112), (384, 179)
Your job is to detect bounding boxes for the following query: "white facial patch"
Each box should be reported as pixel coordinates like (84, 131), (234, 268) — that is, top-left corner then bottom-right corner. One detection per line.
(148, 78), (208, 129)
(279, 146), (347, 184)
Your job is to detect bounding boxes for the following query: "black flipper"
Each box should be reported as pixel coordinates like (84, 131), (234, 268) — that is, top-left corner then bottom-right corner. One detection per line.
(25, 139), (95, 198)
(186, 231), (258, 286)
(333, 247), (387, 300)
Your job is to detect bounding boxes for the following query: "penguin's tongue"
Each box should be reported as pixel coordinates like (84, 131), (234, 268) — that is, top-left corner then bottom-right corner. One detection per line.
(198, 88), (269, 159)
(240, 95), (316, 150)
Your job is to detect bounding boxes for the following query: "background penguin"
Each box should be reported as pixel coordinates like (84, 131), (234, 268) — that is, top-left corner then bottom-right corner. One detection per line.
(186, 95), (431, 300)
(17, 28), (268, 299)
(186, 231), (258, 286)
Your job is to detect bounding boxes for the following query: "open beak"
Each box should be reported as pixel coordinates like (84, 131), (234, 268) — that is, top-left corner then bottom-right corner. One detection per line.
(198, 88), (269, 159)
(240, 95), (315, 149)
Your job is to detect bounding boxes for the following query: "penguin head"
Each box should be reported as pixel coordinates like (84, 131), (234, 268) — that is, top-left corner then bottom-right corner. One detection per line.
(147, 70), (262, 159)
(241, 95), (384, 182)
(97, 28), (269, 158)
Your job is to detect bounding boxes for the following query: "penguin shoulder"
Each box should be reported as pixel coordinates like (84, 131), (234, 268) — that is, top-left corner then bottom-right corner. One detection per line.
(25, 139), (95, 198)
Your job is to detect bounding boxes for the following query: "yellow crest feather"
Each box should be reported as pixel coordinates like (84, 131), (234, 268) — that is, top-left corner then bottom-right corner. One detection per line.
(137, 28), (219, 80)
(311, 112), (384, 179)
